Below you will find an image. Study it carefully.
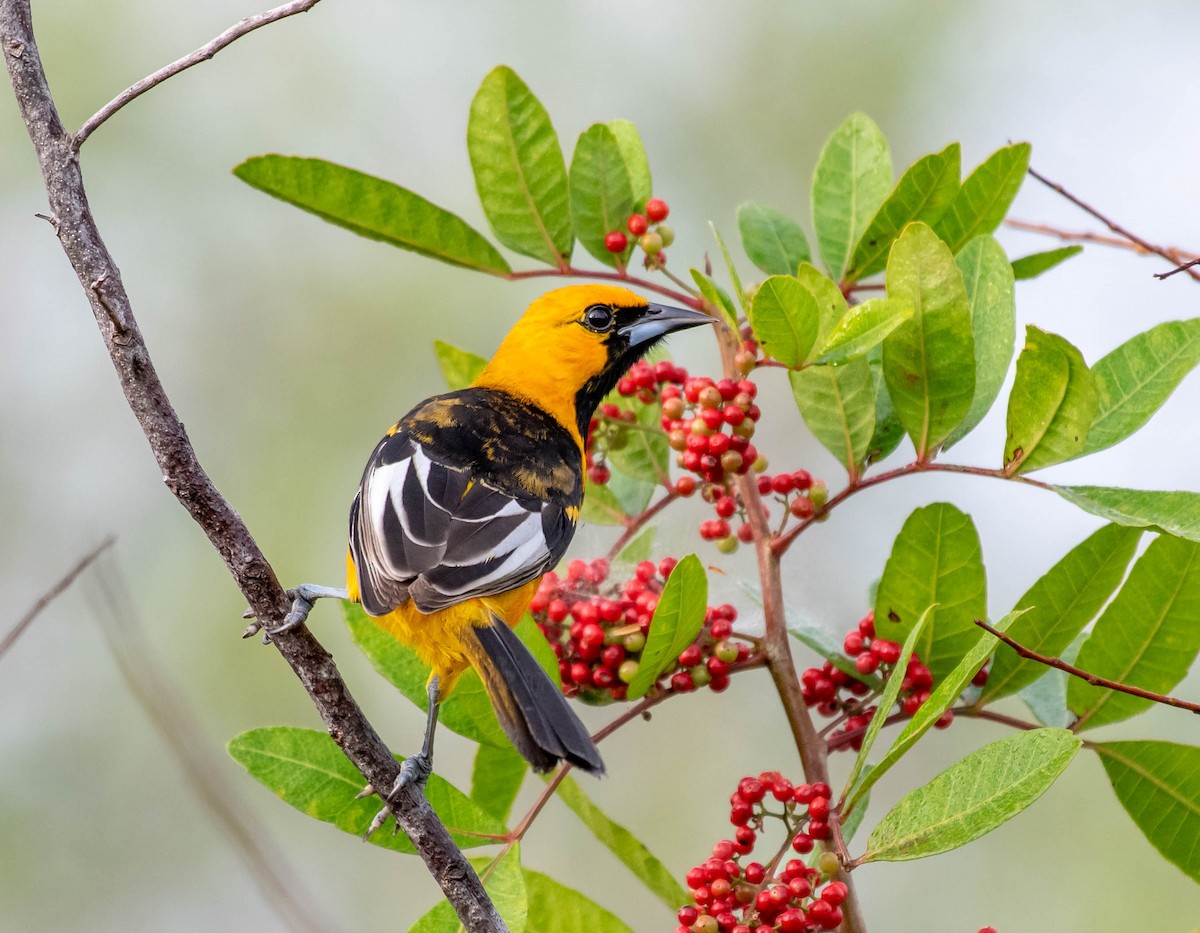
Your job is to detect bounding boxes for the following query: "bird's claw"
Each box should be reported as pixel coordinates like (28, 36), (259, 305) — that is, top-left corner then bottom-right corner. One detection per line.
(241, 584), (347, 642)
(363, 756), (431, 839)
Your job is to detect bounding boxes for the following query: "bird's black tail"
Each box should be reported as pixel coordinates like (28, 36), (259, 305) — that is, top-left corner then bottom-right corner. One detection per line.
(468, 617), (605, 776)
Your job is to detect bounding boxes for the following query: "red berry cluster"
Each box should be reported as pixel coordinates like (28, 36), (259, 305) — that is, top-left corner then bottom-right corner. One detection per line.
(604, 197), (674, 268)
(675, 772), (848, 932)
(529, 557), (751, 703)
(801, 611), (989, 750)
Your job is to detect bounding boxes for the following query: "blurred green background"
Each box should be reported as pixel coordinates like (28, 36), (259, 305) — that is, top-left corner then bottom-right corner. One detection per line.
(3, 1), (1200, 930)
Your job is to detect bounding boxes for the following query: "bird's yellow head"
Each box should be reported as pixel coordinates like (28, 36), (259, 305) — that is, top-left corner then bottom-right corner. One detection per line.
(474, 284), (712, 446)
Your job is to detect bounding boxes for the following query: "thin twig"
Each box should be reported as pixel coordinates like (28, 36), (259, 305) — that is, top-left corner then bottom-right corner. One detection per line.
(92, 562), (340, 933)
(1023, 167), (1200, 282)
(506, 266), (705, 308)
(1, 5), (503, 929)
(1156, 258), (1200, 281)
(973, 617), (1200, 716)
(1004, 219), (1200, 261)
(0, 536), (113, 662)
(73, 0), (322, 149)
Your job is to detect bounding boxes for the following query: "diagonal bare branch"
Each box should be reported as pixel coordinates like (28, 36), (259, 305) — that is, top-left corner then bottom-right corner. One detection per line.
(0, 536), (114, 662)
(73, 0), (322, 149)
(1, 3), (503, 929)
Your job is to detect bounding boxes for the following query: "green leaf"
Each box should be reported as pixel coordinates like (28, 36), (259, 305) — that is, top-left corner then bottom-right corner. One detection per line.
(815, 297), (913, 364)
(524, 870), (635, 933)
(847, 142), (961, 281)
(569, 123), (636, 267)
(1019, 634), (1086, 728)
(784, 608), (884, 690)
(470, 743), (527, 824)
(943, 235), (1016, 449)
(433, 340), (487, 392)
(811, 113), (893, 279)
(580, 480), (630, 526)
(468, 66), (571, 266)
(690, 269), (739, 330)
(1095, 741), (1200, 883)
(227, 727), (507, 853)
(1082, 318), (1200, 456)
(747, 275), (821, 367)
(932, 142), (1031, 253)
(737, 202), (811, 275)
(613, 526), (656, 566)
(409, 846), (527, 933)
(344, 603), (511, 749)
(1069, 534), (1200, 730)
(627, 555), (707, 699)
(710, 223), (749, 312)
(552, 775), (689, 910)
(606, 399), (670, 485)
(866, 344), (906, 463)
(874, 502), (987, 682)
(1054, 486), (1200, 542)
(861, 728), (1081, 863)
(842, 610), (929, 805)
(607, 119), (652, 208)
(1011, 245), (1082, 280)
(848, 612), (1019, 813)
(789, 358), (875, 478)
(795, 262), (850, 348)
(1004, 327), (1097, 472)
(981, 524), (1142, 704)
(882, 222), (976, 458)
(234, 156), (511, 275)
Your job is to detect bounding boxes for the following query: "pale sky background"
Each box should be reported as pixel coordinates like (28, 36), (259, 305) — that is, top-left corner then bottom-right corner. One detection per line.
(3, 1), (1200, 930)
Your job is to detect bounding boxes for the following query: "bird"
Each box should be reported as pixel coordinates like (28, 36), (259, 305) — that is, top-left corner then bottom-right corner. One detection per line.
(264, 284), (712, 812)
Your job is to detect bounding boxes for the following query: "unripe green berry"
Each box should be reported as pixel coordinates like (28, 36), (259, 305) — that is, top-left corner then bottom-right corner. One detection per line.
(689, 664), (711, 688)
(817, 851), (841, 877)
(656, 223), (675, 247)
(716, 535), (739, 554)
(715, 640), (739, 663)
(617, 659), (640, 683)
(639, 231), (664, 255)
(623, 631), (646, 653)
(809, 479), (828, 509)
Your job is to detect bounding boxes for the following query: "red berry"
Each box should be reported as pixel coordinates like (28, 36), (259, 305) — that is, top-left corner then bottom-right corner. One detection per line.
(972, 665), (990, 687)
(843, 630), (865, 656)
(627, 213), (648, 235)
(677, 906), (698, 926)
(855, 652), (880, 675)
(935, 709), (955, 729)
(604, 230), (628, 253)
(771, 473), (794, 495)
(820, 881), (848, 905)
(872, 639), (902, 665)
(646, 197), (670, 222)
(744, 862), (766, 885)
(789, 496), (815, 519)
(791, 832), (814, 853)
(808, 795), (830, 819)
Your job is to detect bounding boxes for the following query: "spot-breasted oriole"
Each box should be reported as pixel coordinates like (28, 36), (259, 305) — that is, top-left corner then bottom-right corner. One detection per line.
(272, 284), (711, 800)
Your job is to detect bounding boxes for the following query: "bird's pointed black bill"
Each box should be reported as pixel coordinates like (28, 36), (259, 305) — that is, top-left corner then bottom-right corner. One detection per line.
(619, 302), (714, 347)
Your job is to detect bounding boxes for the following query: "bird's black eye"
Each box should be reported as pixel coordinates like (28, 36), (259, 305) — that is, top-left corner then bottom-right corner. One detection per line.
(582, 304), (615, 332)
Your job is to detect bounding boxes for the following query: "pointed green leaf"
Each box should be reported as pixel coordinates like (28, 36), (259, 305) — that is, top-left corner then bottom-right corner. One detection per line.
(607, 119), (652, 208)
(468, 66), (571, 266)
(710, 223), (749, 311)
(409, 846), (527, 933)
(1095, 741), (1200, 883)
(606, 399), (669, 485)
(932, 143), (1031, 253)
(552, 775), (689, 910)
(344, 603), (511, 749)
(524, 870), (635, 933)
(882, 222), (976, 458)
(943, 235), (1016, 449)
(848, 612), (1020, 814)
(847, 142), (961, 282)
(981, 524), (1142, 703)
(1054, 486), (1200, 541)
(874, 502), (987, 682)
(842, 610), (929, 804)
(815, 297), (913, 364)
(227, 727), (508, 853)
(862, 728), (1080, 863)
(470, 743), (527, 824)
(747, 275), (821, 367)
(627, 555), (707, 699)
(789, 359), (875, 477)
(690, 269), (739, 330)
(569, 123), (636, 267)
(1082, 318), (1200, 456)
(580, 480), (630, 526)
(811, 113), (893, 279)
(866, 344), (906, 463)
(737, 202), (811, 275)
(1004, 327), (1097, 472)
(1069, 534), (1200, 730)
(795, 262), (849, 347)
(234, 156), (511, 275)
(1011, 245), (1082, 280)
(433, 340), (487, 392)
